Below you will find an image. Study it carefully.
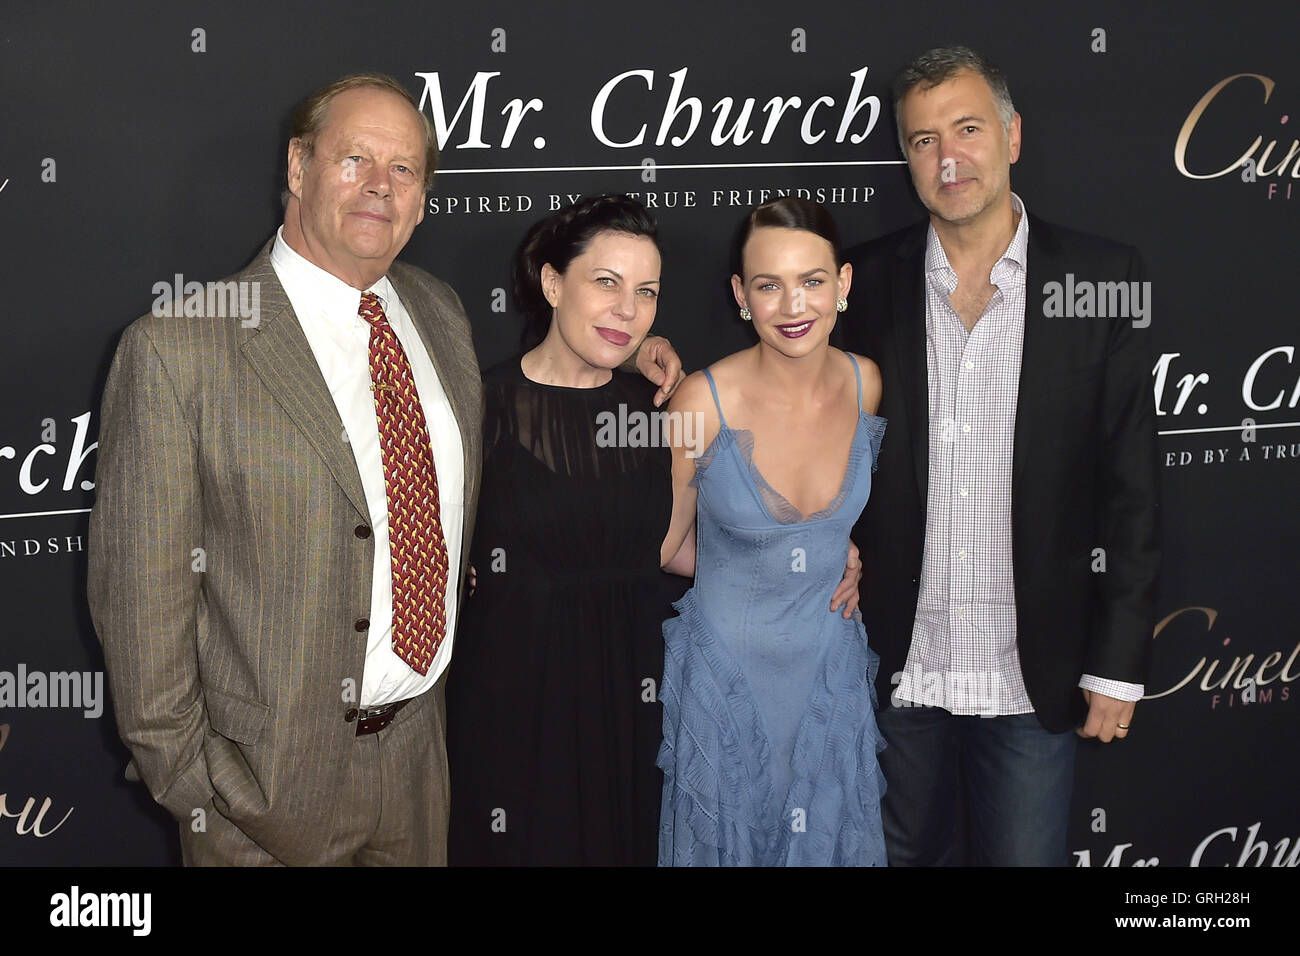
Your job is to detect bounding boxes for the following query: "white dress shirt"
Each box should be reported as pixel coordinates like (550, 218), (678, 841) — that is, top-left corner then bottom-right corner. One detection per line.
(271, 228), (464, 706)
(894, 195), (1143, 716)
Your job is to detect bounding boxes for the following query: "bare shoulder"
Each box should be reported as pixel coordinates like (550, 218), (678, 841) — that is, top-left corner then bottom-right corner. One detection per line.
(845, 351), (883, 414)
(672, 347), (755, 411)
(667, 369), (722, 462)
(669, 368), (714, 414)
(668, 369), (720, 442)
(697, 347), (759, 398)
(702, 348), (752, 383)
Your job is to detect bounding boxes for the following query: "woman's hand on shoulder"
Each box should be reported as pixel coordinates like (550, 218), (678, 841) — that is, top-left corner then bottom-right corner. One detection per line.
(635, 334), (685, 407)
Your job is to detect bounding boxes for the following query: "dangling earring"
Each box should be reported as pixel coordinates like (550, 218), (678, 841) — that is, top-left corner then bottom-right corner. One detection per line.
(836, 297), (848, 312)
(739, 307), (752, 322)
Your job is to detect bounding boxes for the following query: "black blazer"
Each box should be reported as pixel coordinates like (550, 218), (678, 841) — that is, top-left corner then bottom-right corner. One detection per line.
(836, 214), (1160, 733)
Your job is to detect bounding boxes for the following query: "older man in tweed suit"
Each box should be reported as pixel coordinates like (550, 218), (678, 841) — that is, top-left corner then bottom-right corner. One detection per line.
(88, 73), (488, 865)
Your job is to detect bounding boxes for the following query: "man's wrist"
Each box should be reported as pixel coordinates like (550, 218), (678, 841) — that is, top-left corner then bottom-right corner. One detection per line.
(1079, 674), (1144, 701)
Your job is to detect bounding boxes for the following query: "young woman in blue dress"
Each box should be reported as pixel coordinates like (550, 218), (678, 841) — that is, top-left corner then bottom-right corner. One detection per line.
(657, 197), (889, 866)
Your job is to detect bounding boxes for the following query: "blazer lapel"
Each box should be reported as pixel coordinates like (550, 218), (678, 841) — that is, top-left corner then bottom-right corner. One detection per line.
(238, 244), (370, 519)
(891, 225), (930, 505)
(1012, 215), (1063, 499)
(388, 269), (477, 484)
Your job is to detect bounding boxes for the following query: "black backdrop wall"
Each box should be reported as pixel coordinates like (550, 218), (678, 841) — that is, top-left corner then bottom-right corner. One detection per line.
(1, 0), (1296, 866)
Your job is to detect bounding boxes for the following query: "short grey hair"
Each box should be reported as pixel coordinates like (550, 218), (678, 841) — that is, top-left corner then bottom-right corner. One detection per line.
(280, 73), (438, 208)
(892, 46), (1015, 153)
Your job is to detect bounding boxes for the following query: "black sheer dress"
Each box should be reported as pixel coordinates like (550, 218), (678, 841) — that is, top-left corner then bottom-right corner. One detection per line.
(446, 356), (688, 865)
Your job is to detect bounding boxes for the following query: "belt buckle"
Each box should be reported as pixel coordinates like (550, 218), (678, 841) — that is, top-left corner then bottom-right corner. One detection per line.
(359, 711), (395, 735)
(355, 699), (405, 736)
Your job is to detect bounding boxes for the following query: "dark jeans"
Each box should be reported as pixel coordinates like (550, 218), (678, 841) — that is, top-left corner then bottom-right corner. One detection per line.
(876, 704), (1077, 866)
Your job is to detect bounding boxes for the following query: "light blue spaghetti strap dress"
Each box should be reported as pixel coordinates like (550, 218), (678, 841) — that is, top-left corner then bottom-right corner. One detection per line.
(658, 352), (889, 866)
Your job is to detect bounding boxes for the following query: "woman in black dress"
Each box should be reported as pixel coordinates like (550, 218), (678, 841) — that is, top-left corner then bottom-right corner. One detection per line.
(446, 196), (689, 865)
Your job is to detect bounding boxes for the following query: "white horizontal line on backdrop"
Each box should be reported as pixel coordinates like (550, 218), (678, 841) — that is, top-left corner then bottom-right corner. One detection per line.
(437, 159), (909, 174)
(0, 507), (92, 521)
(1158, 421), (1300, 436)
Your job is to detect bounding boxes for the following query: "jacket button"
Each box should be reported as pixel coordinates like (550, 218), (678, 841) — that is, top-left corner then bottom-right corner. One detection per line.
(355, 524), (371, 539)
(354, 618), (369, 632)
(344, 708), (359, 723)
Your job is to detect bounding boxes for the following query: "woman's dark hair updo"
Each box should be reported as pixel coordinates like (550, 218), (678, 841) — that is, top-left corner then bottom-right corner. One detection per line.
(731, 196), (845, 279)
(514, 194), (660, 349)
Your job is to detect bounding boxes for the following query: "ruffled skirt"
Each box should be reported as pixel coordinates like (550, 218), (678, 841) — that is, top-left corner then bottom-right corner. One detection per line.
(657, 590), (888, 866)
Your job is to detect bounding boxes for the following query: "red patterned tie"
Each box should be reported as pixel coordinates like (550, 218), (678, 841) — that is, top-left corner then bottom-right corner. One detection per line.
(359, 292), (448, 675)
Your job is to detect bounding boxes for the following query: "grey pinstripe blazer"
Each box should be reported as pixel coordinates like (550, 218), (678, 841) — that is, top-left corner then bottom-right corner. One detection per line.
(87, 240), (483, 863)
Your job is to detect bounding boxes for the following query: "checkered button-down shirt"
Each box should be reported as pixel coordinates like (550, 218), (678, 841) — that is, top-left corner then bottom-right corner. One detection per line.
(894, 194), (1143, 715)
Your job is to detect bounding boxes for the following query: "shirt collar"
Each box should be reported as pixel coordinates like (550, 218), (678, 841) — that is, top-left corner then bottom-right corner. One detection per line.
(924, 192), (1030, 280)
(270, 225), (395, 328)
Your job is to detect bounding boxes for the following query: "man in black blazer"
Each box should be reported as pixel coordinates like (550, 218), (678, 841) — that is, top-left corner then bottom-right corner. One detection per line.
(836, 47), (1159, 865)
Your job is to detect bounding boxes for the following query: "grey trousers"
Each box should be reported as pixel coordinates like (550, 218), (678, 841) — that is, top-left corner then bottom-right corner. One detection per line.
(179, 681), (449, 866)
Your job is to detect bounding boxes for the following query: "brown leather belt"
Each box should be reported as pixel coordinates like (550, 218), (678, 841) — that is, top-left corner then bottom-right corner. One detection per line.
(353, 698), (413, 736)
